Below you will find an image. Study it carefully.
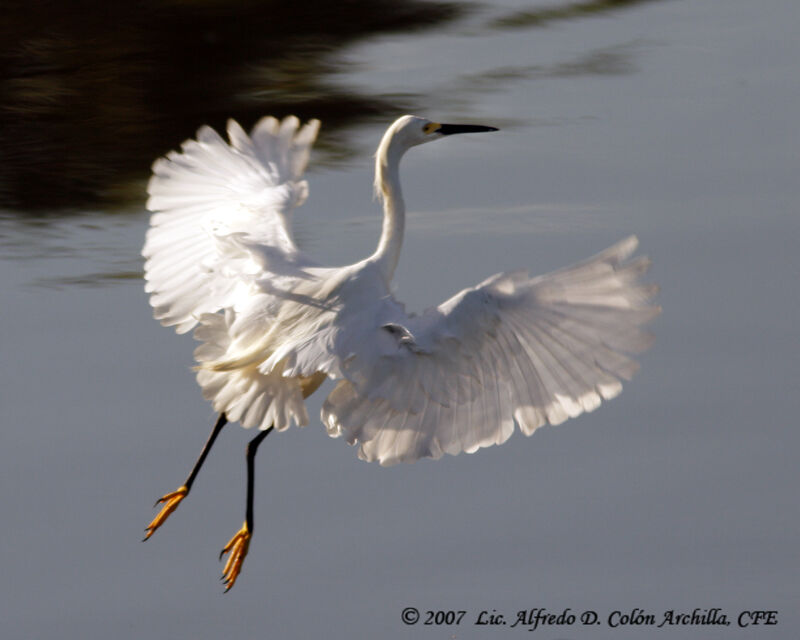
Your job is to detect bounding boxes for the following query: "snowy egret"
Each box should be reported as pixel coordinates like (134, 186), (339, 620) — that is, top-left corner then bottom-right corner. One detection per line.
(142, 114), (659, 590)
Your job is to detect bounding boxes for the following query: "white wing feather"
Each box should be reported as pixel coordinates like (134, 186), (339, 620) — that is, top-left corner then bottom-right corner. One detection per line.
(143, 115), (658, 457)
(319, 236), (660, 465)
(143, 116), (320, 333)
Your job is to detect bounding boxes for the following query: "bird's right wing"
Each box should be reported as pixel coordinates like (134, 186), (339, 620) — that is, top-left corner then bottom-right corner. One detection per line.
(321, 236), (660, 465)
(143, 116), (320, 334)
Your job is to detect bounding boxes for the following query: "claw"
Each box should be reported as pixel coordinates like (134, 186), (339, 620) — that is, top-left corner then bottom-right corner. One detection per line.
(219, 522), (251, 592)
(143, 486), (188, 541)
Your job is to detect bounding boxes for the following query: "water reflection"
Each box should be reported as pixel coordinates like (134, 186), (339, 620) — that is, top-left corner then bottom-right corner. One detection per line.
(0, 0), (666, 216)
(0, 0), (461, 212)
(0, 211), (144, 288)
(489, 0), (663, 30)
(433, 41), (641, 124)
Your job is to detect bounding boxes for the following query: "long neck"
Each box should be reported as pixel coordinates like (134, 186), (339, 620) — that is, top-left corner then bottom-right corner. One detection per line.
(370, 135), (406, 282)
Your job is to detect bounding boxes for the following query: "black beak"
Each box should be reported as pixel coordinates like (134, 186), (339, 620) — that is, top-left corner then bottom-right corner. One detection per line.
(438, 123), (499, 135)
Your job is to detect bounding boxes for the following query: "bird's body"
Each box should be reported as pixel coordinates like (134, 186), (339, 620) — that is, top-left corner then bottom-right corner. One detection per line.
(142, 114), (659, 589)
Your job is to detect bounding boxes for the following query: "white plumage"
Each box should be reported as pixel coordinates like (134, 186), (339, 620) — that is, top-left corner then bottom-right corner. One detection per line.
(143, 114), (659, 466)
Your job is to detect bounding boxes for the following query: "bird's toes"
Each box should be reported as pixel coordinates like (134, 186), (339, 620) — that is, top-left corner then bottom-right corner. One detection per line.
(219, 522), (251, 591)
(143, 486), (188, 541)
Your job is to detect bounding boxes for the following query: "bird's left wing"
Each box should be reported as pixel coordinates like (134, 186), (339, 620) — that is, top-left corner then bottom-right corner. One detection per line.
(321, 236), (660, 465)
(143, 116), (320, 334)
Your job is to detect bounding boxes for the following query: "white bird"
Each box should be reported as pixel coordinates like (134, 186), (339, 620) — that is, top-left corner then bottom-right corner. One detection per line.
(142, 114), (659, 590)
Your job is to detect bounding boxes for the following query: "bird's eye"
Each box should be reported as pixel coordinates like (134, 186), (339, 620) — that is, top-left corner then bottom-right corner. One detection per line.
(423, 122), (441, 135)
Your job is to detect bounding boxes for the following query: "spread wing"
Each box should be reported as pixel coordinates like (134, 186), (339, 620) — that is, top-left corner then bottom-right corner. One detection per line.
(143, 115), (320, 333)
(321, 236), (660, 465)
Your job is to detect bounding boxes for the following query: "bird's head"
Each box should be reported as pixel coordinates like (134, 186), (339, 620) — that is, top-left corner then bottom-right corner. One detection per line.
(374, 115), (498, 202)
(385, 115), (498, 151)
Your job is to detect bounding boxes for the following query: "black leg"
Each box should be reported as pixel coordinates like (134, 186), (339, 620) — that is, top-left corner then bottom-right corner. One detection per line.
(219, 425), (274, 591)
(245, 426), (273, 533)
(144, 413), (228, 541)
(184, 413), (228, 491)
(219, 427), (272, 593)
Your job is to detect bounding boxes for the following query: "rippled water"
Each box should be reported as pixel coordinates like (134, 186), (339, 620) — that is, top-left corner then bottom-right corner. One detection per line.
(1, 1), (798, 638)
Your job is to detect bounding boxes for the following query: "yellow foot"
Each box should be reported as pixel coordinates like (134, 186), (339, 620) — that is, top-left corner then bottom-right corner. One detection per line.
(143, 486), (188, 541)
(219, 522), (251, 592)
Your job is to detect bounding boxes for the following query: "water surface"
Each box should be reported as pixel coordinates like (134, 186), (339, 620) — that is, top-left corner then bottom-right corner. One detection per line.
(1, 1), (798, 638)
